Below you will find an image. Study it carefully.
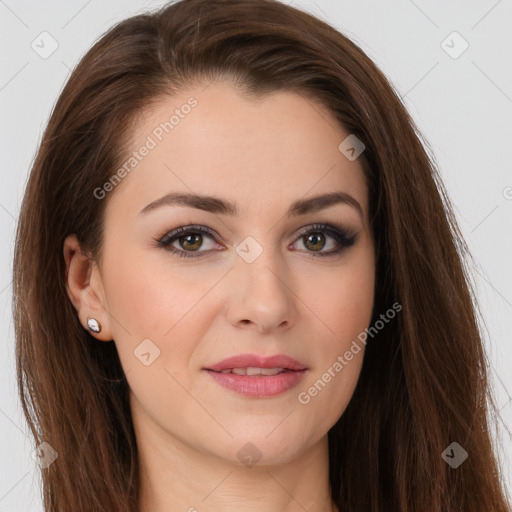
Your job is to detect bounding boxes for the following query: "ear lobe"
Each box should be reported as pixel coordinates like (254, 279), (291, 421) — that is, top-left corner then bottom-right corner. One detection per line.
(63, 234), (112, 341)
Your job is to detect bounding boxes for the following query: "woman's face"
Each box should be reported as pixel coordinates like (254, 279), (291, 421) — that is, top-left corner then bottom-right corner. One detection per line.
(92, 82), (375, 466)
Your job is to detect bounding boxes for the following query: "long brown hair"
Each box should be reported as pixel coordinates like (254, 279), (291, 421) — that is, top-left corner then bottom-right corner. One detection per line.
(12, 0), (510, 510)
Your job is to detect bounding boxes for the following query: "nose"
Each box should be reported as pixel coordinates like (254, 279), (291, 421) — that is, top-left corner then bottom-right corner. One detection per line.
(225, 242), (298, 334)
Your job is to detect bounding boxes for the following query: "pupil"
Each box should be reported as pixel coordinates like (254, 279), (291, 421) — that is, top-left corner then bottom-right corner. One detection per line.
(182, 234), (201, 251)
(306, 233), (324, 251)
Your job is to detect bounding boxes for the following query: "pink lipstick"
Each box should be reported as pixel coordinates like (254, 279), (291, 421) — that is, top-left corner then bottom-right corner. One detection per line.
(204, 353), (308, 398)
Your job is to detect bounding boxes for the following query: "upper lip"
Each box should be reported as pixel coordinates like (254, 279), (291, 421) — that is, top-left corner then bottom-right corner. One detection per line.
(205, 353), (307, 372)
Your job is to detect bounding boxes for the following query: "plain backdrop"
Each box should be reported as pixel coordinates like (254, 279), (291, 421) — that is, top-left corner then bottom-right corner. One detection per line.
(1, 0), (511, 509)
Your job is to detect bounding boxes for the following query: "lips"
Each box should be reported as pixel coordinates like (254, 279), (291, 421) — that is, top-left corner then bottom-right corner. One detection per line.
(203, 353), (308, 398)
(204, 353), (307, 373)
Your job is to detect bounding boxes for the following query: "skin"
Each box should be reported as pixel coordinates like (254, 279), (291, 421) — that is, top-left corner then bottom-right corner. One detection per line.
(64, 81), (375, 512)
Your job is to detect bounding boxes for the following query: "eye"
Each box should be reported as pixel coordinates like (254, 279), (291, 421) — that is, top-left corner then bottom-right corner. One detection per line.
(290, 223), (358, 258)
(154, 223), (358, 259)
(155, 225), (220, 258)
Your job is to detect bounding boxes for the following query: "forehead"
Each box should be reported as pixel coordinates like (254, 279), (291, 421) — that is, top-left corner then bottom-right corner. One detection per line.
(105, 82), (369, 224)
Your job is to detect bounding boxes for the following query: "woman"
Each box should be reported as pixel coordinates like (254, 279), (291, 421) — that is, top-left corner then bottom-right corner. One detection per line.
(12, 0), (511, 510)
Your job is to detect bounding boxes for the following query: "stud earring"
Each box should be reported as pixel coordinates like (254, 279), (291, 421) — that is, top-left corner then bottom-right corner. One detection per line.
(87, 317), (102, 334)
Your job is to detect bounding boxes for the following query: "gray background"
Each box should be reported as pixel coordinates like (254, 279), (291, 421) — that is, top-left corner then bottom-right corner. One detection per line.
(1, 0), (511, 509)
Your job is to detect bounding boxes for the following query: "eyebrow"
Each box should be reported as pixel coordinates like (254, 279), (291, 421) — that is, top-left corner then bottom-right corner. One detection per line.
(139, 191), (364, 221)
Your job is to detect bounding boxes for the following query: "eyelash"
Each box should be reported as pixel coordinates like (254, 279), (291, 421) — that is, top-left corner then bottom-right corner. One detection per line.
(154, 223), (358, 259)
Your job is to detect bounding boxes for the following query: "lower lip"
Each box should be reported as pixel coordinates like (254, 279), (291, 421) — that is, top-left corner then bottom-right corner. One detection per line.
(205, 369), (307, 398)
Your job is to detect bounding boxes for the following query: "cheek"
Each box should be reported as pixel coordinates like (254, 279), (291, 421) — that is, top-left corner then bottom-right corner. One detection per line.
(293, 253), (374, 427)
(301, 252), (375, 351)
(104, 247), (211, 337)
(103, 249), (228, 384)
(295, 283), (369, 432)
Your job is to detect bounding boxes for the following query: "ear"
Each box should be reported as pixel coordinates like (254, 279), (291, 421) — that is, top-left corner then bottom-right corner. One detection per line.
(63, 234), (113, 342)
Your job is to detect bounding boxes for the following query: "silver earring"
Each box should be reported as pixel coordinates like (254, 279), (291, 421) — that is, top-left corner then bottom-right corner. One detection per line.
(87, 317), (102, 333)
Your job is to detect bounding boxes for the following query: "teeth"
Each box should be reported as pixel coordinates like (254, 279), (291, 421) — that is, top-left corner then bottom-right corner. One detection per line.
(221, 367), (285, 376)
(260, 367), (285, 376)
